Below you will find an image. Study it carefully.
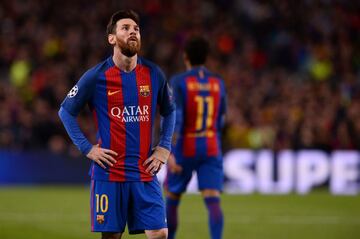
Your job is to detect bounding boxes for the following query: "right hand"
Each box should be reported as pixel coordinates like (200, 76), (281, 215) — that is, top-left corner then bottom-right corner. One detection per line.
(167, 154), (182, 174)
(86, 144), (118, 169)
(143, 146), (170, 175)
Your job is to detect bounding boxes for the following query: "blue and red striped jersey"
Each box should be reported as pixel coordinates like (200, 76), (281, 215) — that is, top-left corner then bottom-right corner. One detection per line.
(170, 66), (226, 157)
(61, 56), (175, 182)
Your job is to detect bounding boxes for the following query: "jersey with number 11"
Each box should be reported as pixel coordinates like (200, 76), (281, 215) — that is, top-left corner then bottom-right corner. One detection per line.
(170, 66), (226, 157)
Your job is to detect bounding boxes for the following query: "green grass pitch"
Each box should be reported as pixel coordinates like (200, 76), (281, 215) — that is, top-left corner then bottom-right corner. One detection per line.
(0, 186), (359, 239)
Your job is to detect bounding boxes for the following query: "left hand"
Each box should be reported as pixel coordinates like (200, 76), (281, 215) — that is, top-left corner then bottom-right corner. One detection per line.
(143, 146), (170, 175)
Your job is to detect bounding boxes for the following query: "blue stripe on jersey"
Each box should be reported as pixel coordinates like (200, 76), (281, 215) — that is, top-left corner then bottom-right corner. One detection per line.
(91, 70), (111, 180)
(96, 71), (111, 149)
(150, 65), (158, 132)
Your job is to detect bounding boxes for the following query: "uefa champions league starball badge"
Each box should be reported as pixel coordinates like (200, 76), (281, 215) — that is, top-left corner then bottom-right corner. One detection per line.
(67, 85), (79, 98)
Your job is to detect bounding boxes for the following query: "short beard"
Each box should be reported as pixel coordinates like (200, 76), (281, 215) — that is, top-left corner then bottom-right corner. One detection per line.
(117, 38), (141, 57)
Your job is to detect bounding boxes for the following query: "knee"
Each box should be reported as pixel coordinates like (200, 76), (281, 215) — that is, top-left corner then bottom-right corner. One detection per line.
(166, 191), (181, 200)
(146, 228), (168, 239)
(201, 189), (220, 198)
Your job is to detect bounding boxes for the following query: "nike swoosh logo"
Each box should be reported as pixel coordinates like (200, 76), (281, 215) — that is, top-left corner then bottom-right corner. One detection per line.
(108, 90), (121, 96)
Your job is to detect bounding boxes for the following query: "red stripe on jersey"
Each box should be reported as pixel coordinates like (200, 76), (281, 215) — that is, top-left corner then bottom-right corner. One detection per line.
(183, 76), (198, 157)
(105, 67), (126, 181)
(136, 65), (152, 181)
(206, 77), (221, 156)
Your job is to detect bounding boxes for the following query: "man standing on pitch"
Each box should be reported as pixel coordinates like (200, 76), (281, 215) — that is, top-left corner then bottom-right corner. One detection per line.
(165, 36), (226, 239)
(59, 10), (175, 239)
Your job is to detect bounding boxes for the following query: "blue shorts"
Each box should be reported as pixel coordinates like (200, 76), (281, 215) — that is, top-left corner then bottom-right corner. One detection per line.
(166, 155), (223, 194)
(90, 178), (167, 234)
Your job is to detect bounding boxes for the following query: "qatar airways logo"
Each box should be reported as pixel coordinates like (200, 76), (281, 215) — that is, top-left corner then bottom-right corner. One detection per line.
(111, 105), (150, 122)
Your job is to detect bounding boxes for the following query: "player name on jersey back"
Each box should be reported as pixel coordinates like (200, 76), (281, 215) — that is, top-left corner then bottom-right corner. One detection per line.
(186, 81), (220, 92)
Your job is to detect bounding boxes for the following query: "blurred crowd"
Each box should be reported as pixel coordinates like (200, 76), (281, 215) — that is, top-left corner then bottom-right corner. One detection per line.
(0, 0), (359, 155)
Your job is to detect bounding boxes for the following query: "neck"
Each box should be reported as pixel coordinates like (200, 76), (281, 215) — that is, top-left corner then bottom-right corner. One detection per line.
(112, 48), (137, 72)
(187, 63), (203, 71)
(185, 61), (192, 71)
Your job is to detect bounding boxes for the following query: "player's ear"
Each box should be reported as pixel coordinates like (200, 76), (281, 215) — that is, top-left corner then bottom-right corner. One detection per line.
(108, 34), (116, 45)
(183, 53), (190, 66)
(183, 53), (188, 63)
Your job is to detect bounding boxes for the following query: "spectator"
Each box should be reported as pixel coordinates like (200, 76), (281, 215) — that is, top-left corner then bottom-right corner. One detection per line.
(0, 0), (359, 153)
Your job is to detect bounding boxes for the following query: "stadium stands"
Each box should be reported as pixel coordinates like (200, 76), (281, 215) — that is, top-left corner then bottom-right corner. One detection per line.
(0, 0), (359, 154)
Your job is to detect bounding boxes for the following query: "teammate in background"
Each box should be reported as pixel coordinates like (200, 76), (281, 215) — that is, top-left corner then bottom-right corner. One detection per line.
(58, 10), (175, 239)
(165, 36), (226, 239)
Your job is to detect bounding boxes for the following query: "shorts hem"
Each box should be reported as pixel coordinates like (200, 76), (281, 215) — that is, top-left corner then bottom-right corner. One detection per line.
(167, 188), (186, 194)
(198, 186), (222, 191)
(130, 225), (167, 234)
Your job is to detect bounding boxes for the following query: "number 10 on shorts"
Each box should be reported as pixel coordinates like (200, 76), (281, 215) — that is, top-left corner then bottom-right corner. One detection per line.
(95, 194), (109, 213)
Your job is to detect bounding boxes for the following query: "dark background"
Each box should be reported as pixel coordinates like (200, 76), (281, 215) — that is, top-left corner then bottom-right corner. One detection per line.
(0, 0), (359, 157)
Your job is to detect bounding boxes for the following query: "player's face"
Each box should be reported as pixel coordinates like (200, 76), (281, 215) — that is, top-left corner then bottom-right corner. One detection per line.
(113, 18), (141, 57)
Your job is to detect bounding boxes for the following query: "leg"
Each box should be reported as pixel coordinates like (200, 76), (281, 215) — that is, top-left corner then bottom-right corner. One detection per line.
(145, 228), (168, 239)
(166, 191), (182, 239)
(197, 156), (224, 239)
(201, 189), (220, 198)
(164, 154), (195, 239)
(128, 180), (168, 236)
(90, 181), (128, 237)
(101, 232), (122, 239)
(201, 189), (224, 239)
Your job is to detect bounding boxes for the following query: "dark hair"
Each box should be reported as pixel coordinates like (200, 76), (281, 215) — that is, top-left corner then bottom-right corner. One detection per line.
(184, 36), (209, 66)
(106, 10), (140, 34)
